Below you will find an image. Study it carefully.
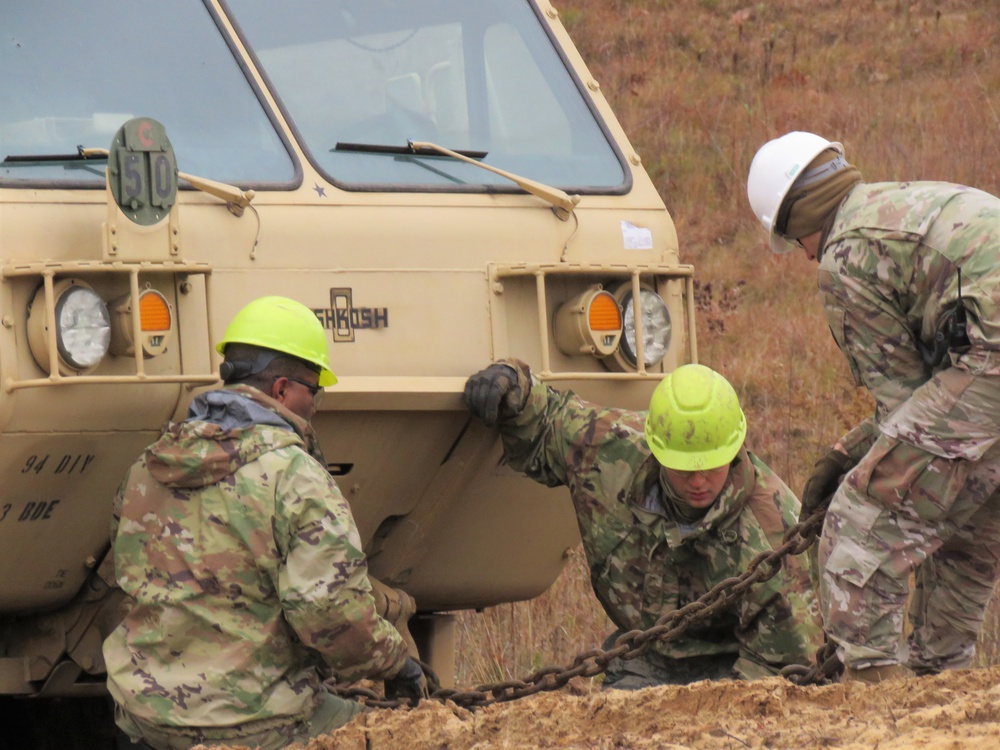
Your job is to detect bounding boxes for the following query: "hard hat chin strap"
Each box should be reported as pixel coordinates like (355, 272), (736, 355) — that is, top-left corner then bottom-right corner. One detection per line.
(219, 349), (279, 384)
(793, 154), (847, 189)
(773, 188), (805, 238)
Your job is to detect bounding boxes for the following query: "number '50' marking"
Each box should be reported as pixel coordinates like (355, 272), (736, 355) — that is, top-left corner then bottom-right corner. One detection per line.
(120, 151), (175, 209)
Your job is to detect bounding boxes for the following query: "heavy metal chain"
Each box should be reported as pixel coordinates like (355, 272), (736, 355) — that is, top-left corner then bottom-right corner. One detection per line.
(330, 506), (840, 710)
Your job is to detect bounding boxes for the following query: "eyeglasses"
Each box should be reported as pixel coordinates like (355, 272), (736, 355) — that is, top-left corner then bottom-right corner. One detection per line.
(662, 464), (730, 481)
(275, 374), (323, 404)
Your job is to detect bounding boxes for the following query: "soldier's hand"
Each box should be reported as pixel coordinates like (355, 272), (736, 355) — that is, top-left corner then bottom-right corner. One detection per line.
(369, 577), (419, 656)
(463, 363), (522, 427)
(801, 448), (856, 521)
(384, 656), (428, 705)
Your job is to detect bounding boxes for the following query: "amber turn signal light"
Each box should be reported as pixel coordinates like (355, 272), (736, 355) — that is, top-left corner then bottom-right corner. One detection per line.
(553, 286), (623, 357)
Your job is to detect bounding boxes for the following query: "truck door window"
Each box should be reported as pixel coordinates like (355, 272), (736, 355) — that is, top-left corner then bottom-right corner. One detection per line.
(226, 0), (628, 191)
(0, 1), (294, 185)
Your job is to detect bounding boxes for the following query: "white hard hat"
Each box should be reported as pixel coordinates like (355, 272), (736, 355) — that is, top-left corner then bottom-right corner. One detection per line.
(747, 131), (844, 253)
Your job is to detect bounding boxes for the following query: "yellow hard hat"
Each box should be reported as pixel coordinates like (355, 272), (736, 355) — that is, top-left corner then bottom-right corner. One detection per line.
(216, 296), (336, 386)
(644, 364), (746, 471)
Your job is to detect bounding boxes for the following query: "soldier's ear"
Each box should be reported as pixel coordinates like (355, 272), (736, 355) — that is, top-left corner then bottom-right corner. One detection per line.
(271, 376), (289, 403)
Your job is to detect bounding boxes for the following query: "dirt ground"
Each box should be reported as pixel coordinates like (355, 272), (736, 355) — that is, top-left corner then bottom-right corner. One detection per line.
(205, 666), (1000, 750)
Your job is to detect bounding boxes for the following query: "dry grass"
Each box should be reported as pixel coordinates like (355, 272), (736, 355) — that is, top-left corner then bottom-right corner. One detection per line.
(455, 0), (1000, 685)
(454, 547), (613, 686)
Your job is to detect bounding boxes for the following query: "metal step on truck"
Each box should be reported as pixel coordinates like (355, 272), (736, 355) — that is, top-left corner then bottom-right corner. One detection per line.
(0, 1), (697, 746)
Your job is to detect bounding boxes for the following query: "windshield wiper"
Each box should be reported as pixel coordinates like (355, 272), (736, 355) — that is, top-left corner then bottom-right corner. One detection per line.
(3, 146), (109, 163)
(336, 141), (487, 160)
(4, 146), (254, 215)
(334, 139), (580, 220)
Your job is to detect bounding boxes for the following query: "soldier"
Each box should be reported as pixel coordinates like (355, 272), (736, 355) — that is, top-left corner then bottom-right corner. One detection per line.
(464, 361), (822, 687)
(747, 131), (1000, 682)
(103, 296), (426, 750)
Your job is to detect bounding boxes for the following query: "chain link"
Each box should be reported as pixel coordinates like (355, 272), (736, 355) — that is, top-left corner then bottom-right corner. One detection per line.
(329, 506), (841, 710)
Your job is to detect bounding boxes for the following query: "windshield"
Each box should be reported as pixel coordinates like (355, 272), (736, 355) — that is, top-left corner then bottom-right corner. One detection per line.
(226, 0), (628, 191)
(0, 1), (294, 185)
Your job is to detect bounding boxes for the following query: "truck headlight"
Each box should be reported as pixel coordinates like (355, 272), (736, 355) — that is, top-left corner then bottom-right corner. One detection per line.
(57, 286), (112, 369)
(27, 279), (112, 374)
(616, 285), (671, 368)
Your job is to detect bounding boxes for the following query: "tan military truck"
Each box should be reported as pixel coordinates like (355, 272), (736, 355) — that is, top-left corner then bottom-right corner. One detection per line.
(0, 1), (696, 745)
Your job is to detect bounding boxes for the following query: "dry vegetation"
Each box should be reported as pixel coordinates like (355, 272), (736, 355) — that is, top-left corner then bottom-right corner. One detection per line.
(455, 0), (1000, 686)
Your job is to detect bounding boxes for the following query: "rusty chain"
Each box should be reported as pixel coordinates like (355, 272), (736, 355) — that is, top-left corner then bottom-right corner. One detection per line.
(329, 505), (842, 710)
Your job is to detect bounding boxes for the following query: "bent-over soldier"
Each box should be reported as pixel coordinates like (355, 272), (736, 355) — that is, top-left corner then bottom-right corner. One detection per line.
(465, 361), (822, 687)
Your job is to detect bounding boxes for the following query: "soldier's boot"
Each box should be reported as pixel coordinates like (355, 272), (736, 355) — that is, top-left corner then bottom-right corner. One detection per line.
(841, 664), (914, 683)
(369, 576), (419, 657)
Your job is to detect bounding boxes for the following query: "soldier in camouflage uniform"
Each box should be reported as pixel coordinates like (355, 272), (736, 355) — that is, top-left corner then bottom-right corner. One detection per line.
(464, 361), (822, 688)
(748, 131), (1000, 682)
(103, 297), (425, 750)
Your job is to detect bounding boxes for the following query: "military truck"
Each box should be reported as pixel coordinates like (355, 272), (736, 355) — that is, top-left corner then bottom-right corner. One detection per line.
(0, 1), (696, 745)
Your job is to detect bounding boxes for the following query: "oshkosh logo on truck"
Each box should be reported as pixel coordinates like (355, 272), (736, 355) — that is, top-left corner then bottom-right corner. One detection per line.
(313, 288), (389, 343)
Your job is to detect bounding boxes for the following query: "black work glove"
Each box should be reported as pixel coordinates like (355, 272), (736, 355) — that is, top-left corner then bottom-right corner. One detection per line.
(463, 363), (524, 427)
(800, 448), (857, 521)
(384, 656), (428, 705)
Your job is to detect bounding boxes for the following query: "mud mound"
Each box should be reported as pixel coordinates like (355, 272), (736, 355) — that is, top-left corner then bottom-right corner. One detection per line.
(205, 666), (1000, 750)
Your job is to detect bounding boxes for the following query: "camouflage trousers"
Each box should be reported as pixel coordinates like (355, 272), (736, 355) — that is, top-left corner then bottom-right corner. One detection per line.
(819, 429), (1000, 673)
(600, 631), (737, 689)
(114, 690), (366, 750)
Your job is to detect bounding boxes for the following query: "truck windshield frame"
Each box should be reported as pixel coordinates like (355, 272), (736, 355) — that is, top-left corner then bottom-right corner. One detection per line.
(224, 0), (630, 194)
(0, 0), (298, 188)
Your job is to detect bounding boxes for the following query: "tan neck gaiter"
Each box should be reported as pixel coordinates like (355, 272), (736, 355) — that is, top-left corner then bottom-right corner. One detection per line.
(782, 150), (863, 240)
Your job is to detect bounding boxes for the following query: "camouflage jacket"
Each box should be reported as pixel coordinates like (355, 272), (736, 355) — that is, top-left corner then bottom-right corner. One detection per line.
(103, 385), (408, 729)
(496, 362), (822, 679)
(819, 181), (1000, 460)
